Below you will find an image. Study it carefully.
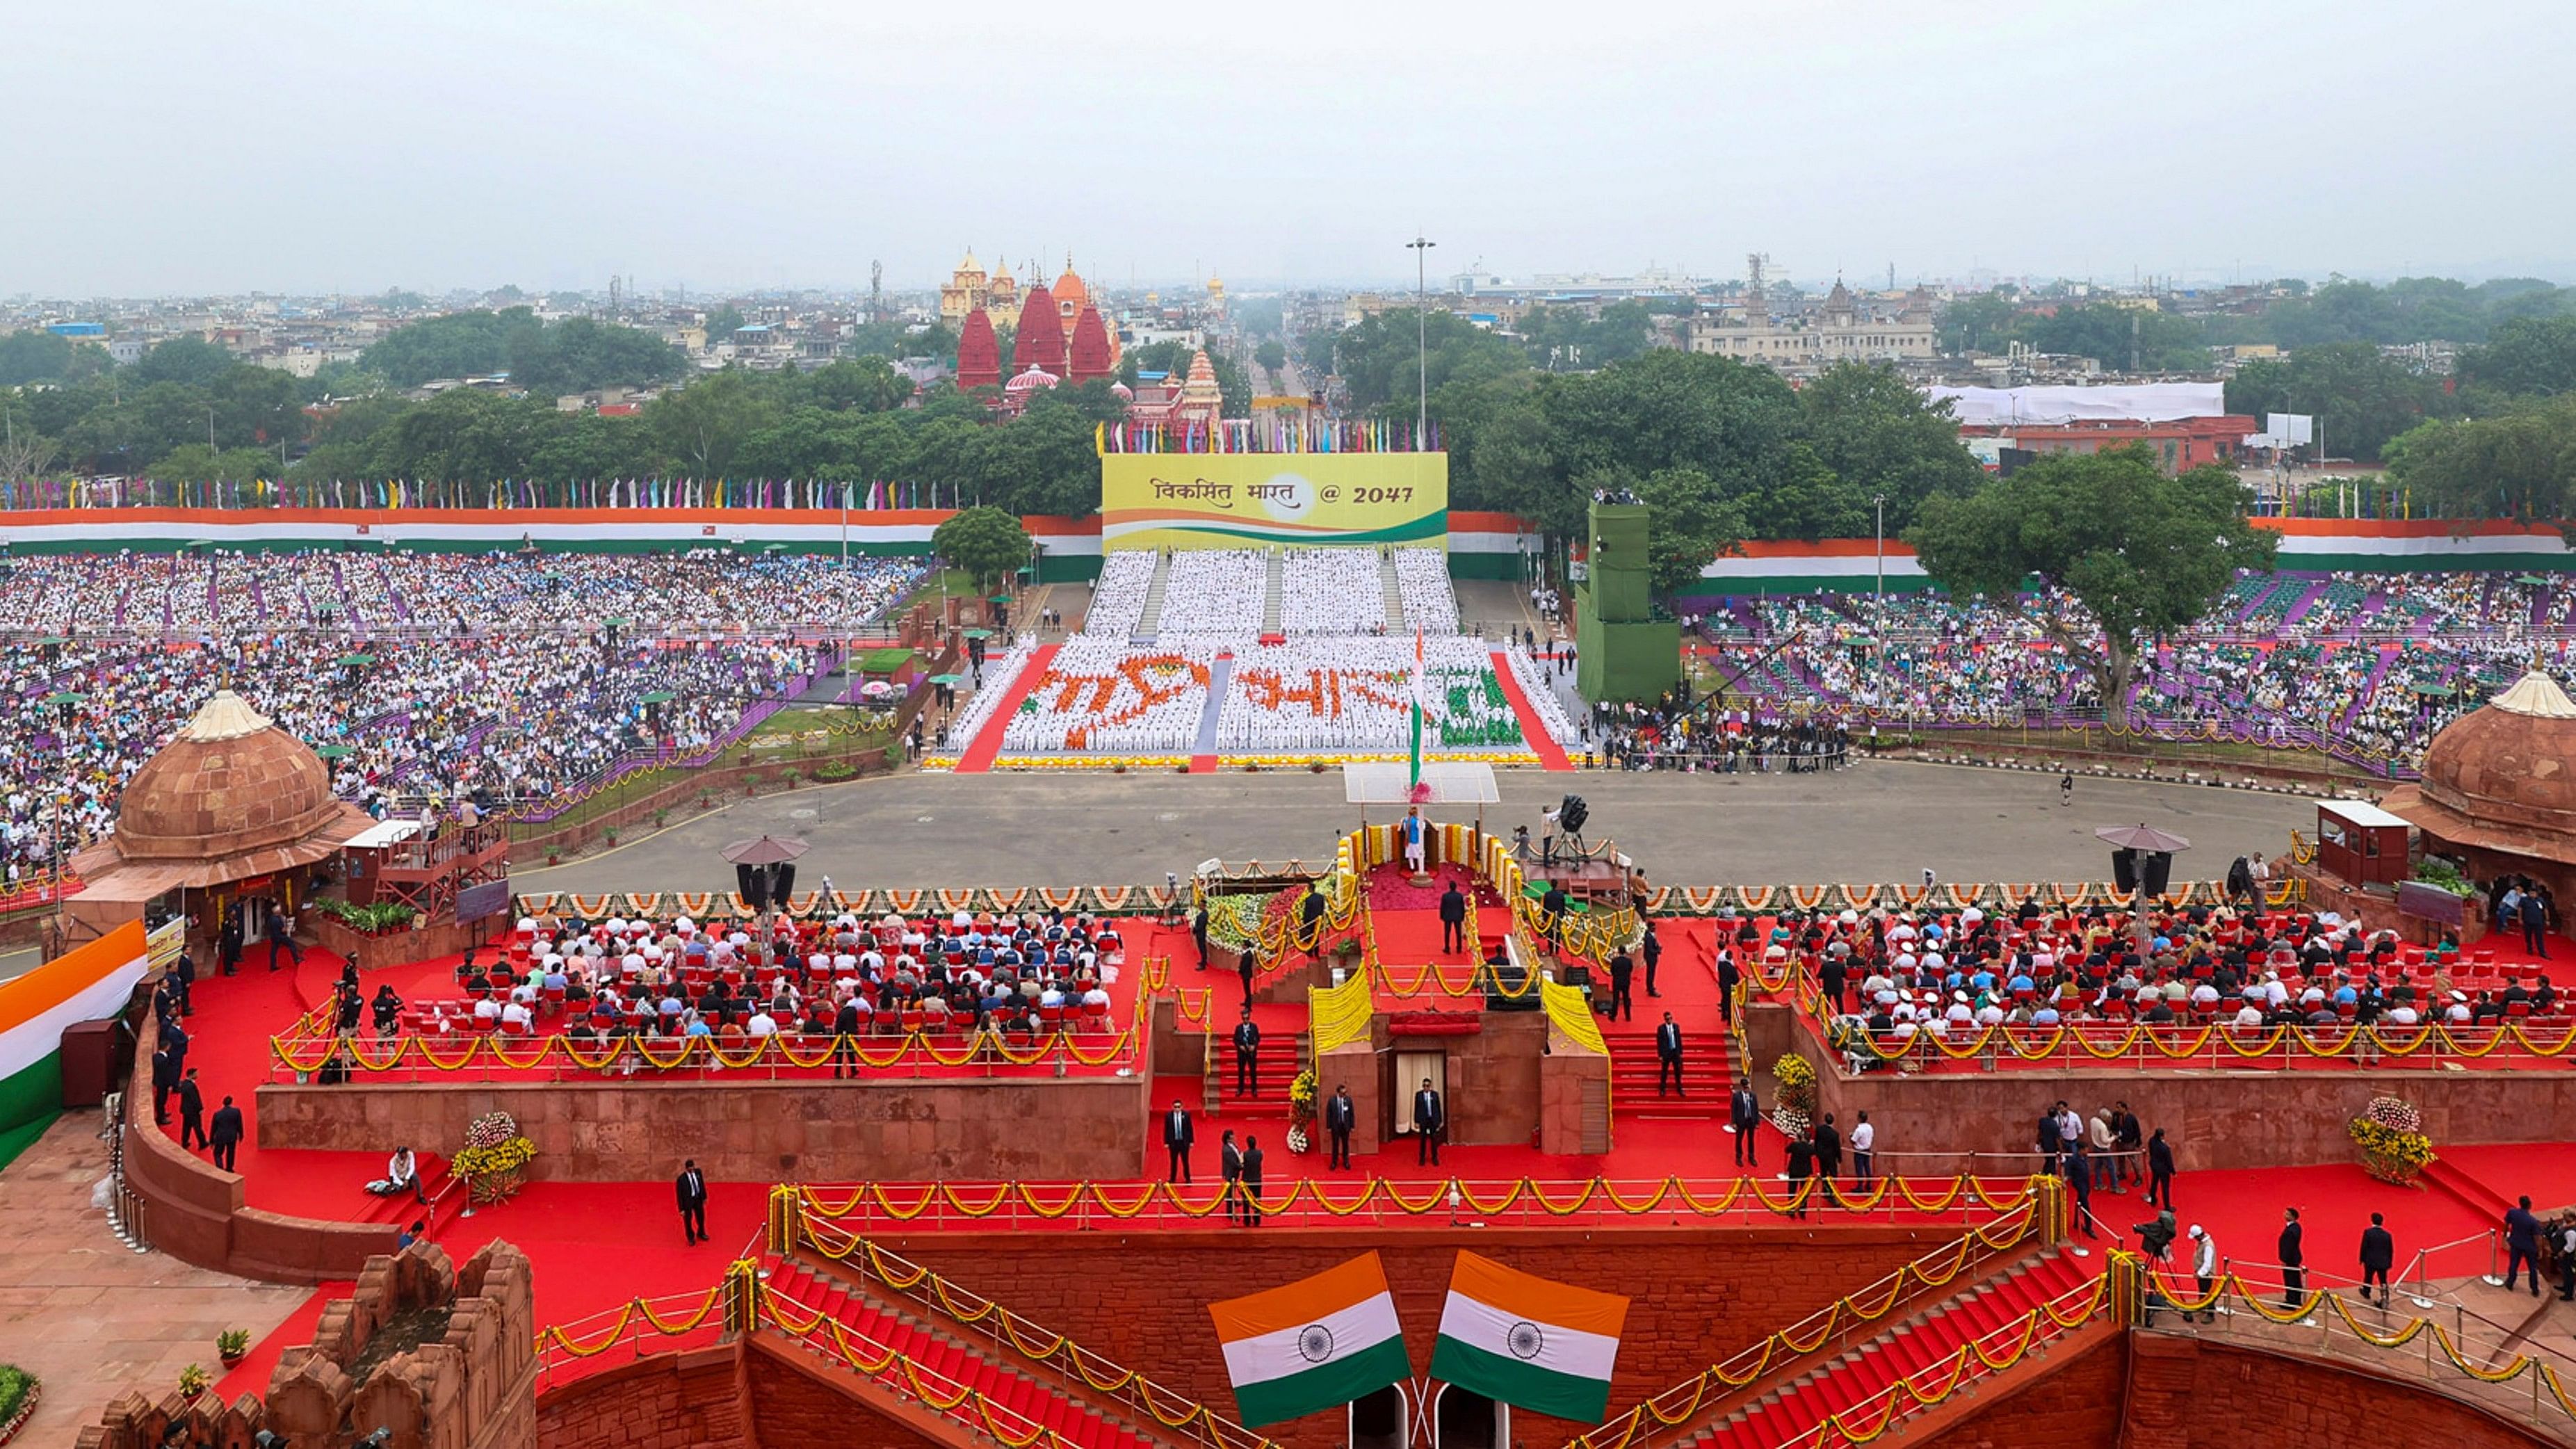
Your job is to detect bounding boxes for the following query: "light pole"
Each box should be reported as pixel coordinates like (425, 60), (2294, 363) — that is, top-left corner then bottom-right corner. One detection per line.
(1872, 494), (1886, 612)
(1407, 234), (1436, 446)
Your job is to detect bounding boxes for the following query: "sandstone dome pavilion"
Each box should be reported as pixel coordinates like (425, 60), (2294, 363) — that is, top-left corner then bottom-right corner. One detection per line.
(63, 688), (374, 952)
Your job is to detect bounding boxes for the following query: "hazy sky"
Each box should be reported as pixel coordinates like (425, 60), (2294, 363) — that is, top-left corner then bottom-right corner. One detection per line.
(6, 0), (2570, 298)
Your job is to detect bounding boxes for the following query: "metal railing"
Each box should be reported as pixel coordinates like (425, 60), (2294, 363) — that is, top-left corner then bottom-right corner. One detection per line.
(779, 1219), (1272, 1449)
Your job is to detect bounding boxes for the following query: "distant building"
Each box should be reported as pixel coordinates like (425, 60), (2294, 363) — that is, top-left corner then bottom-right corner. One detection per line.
(1685, 280), (1936, 371)
(938, 250), (1021, 329)
(1959, 414), (2258, 475)
(44, 321), (106, 339)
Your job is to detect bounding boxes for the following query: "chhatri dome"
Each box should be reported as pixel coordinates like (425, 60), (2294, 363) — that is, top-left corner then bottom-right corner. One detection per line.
(2383, 666), (2576, 862)
(82, 689), (373, 885)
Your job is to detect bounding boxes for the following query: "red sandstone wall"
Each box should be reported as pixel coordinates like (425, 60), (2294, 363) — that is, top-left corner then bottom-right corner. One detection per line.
(743, 1340), (958, 1449)
(2119, 1334), (2561, 1449)
(257, 1072), (1151, 1183)
(122, 1008), (398, 1282)
(536, 1347), (750, 1449)
(863, 1224), (1991, 1449)
(1744, 1003), (2576, 1174)
(1909, 1331), (2126, 1449)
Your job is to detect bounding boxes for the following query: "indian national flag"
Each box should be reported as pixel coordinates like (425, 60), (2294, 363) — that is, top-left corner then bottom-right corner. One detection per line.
(1429, 1252), (1629, 1423)
(0, 920), (152, 1172)
(1208, 1252), (1411, 1427)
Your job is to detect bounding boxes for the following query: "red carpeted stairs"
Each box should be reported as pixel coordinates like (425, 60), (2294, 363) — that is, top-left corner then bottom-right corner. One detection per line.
(759, 1256), (1169, 1449)
(1600, 1028), (1732, 1119)
(1211, 1033), (1311, 1118)
(1684, 1250), (2095, 1449)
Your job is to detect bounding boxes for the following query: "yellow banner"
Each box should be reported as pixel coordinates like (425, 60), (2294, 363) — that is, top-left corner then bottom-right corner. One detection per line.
(1100, 454), (1448, 552)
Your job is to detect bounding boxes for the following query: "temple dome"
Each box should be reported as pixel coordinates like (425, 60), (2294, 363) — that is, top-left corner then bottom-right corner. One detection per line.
(1067, 304), (1115, 383)
(2401, 667), (2576, 858)
(1013, 285), (1067, 378)
(955, 308), (1002, 392)
(1004, 365), (1062, 395)
(113, 690), (347, 862)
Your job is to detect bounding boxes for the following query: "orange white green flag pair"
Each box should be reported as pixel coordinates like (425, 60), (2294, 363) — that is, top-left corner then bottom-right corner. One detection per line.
(1208, 1251), (1630, 1428)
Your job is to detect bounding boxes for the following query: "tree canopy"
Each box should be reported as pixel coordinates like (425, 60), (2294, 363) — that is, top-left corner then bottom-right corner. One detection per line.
(1907, 446), (2276, 727)
(357, 308), (686, 392)
(2223, 343), (2452, 462)
(2385, 395), (2576, 532)
(933, 505), (1032, 588)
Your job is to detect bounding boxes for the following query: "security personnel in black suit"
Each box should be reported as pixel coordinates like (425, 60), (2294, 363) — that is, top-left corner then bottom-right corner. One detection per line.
(1412, 1078), (1444, 1165)
(1220, 1130), (1245, 1224)
(832, 996), (864, 1078)
(1655, 1013), (1684, 1096)
(1325, 1085), (1356, 1169)
(676, 1160), (710, 1244)
(208, 1096), (245, 1172)
(1233, 1014), (1262, 1097)
(1438, 882), (1468, 954)
(1163, 1101), (1195, 1182)
(177, 1068), (207, 1149)
(1717, 948), (1741, 1023)
(1240, 1136), (1265, 1228)
(150, 1044), (177, 1125)
(1642, 921), (1662, 997)
(1606, 949), (1635, 1021)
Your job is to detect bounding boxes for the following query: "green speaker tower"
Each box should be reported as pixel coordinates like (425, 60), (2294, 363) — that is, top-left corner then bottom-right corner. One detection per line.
(1575, 499), (1680, 704)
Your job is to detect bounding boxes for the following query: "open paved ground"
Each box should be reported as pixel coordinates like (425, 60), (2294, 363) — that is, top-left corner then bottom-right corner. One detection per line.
(515, 759), (2318, 893)
(0, 1117), (309, 1443)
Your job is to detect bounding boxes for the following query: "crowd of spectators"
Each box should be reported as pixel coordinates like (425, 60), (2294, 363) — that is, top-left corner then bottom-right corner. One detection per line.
(0, 549), (925, 881)
(1705, 570), (2576, 771)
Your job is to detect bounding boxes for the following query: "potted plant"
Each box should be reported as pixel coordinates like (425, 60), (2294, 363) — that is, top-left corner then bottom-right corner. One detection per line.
(653, 809), (670, 829)
(1769, 1052), (1817, 1141)
(2349, 1095), (2434, 1186)
(0, 1363), (39, 1444)
(602, 828), (619, 848)
(1286, 1068), (1318, 1153)
(216, 1329), (250, 1367)
(177, 1363), (211, 1400)
(453, 1110), (538, 1208)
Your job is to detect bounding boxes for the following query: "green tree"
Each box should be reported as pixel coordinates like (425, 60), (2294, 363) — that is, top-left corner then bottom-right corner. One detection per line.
(133, 336), (239, 387)
(507, 317), (688, 396)
(0, 330), (105, 386)
(1936, 290), (2021, 355)
(2021, 304), (2207, 371)
(359, 309), (538, 386)
(207, 364), (305, 449)
(2384, 396), (2576, 528)
(2457, 316), (2576, 399)
(2224, 343), (2449, 461)
(703, 305), (747, 341)
(1325, 309), (1529, 412)
(149, 443), (284, 483)
(1254, 339), (1287, 375)
(1795, 362), (1985, 536)
(1626, 465), (1747, 596)
(792, 356), (915, 413)
(646, 371), (776, 478)
(932, 505), (1032, 588)
(1907, 447), (2276, 727)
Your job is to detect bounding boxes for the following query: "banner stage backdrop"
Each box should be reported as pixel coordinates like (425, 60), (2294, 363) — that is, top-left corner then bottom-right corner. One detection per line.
(1099, 454), (1448, 552)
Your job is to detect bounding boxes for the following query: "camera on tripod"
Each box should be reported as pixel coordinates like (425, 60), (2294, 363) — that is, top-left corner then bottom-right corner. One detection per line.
(1541, 794), (1589, 865)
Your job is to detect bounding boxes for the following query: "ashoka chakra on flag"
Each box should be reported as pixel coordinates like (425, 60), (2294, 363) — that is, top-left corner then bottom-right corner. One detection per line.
(1208, 1252), (1410, 1427)
(1429, 1250), (1630, 1423)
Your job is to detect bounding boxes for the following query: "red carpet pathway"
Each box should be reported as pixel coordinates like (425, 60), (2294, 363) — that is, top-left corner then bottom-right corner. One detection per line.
(1490, 649), (1573, 770)
(955, 643), (1058, 773)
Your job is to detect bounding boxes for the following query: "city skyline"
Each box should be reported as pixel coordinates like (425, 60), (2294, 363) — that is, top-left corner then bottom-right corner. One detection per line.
(3, 0), (2571, 296)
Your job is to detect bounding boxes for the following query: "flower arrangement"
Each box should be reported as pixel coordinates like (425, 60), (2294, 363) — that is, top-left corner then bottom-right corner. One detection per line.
(1770, 1052), (1817, 1140)
(2349, 1094), (2435, 1185)
(0, 1364), (36, 1443)
(453, 1110), (537, 1204)
(1286, 1068), (1319, 1153)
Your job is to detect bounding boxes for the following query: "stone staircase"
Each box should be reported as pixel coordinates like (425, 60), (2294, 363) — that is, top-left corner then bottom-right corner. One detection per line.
(1378, 550), (1406, 629)
(1133, 553), (1174, 641)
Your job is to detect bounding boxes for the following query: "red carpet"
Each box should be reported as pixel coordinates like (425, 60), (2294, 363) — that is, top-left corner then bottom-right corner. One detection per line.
(954, 643), (1057, 773)
(1490, 649), (1573, 770)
